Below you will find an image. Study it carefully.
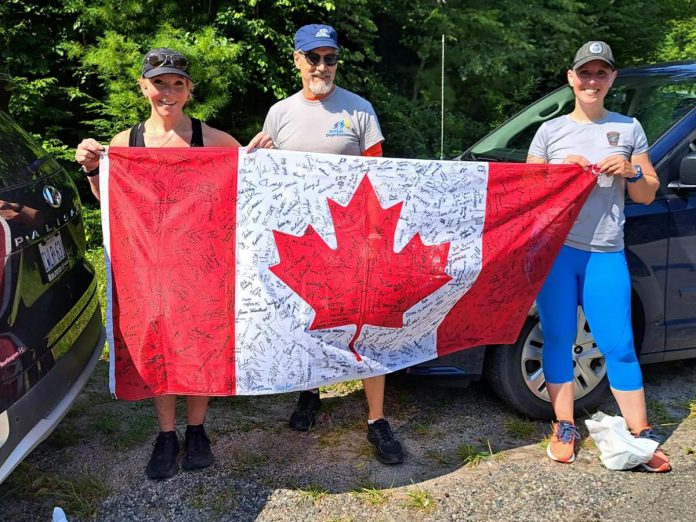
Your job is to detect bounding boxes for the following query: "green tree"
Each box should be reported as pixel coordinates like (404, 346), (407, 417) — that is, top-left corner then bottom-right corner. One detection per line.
(1, 0), (693, 167)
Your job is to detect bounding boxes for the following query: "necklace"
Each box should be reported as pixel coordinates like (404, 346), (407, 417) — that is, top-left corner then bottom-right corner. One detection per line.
(146, 119), (187, 147)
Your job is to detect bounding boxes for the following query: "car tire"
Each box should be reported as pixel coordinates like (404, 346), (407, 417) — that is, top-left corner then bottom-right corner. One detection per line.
(484, 311), (610, 420)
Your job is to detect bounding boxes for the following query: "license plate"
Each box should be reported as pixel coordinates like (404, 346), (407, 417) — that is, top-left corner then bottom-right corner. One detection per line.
(39, 234), (68, 282)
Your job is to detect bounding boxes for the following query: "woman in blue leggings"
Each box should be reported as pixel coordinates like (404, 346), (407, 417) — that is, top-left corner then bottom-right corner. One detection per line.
(527, 41), (670, 471)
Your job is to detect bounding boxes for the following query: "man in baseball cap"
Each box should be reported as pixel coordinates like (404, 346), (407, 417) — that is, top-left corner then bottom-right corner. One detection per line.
(247, 24), (401, 466)
(572, 41), (615, 70)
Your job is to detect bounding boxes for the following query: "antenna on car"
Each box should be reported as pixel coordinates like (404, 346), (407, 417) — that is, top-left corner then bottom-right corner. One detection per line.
(440, 33), (445, 160)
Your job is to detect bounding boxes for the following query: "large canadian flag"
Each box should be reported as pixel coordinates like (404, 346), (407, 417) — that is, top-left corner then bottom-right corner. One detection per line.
(101, 147), (594, 400)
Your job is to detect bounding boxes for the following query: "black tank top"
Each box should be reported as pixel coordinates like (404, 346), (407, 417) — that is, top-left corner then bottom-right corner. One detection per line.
(128, 118), (204, 147)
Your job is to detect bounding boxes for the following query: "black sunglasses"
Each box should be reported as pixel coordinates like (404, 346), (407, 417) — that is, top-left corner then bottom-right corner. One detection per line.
(146, 52), (189, 71)
(299, 51), (339, 67)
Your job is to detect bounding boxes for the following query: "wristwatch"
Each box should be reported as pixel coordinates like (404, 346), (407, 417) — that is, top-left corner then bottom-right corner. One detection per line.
(626, 165), (644, 183)
(82, 165), (100, 177)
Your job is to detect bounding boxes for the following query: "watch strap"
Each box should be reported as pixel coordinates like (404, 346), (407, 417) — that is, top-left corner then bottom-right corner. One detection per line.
(626, 165), (644, 183)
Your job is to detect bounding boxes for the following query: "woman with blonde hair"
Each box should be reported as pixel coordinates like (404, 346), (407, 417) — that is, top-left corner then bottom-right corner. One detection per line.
(75, 48), (240, 479)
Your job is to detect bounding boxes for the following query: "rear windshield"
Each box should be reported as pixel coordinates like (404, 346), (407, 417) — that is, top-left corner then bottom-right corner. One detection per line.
(466, 71), (696, 162)
(0, 111), (61, 189)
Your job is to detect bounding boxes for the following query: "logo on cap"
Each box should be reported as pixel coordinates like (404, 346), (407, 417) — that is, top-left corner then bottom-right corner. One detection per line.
(589, 42), (604, 54)
(316, 28), (331, 38)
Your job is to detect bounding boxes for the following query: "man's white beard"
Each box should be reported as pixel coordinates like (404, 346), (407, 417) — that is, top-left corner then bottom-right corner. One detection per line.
(309, 79), (333, 95)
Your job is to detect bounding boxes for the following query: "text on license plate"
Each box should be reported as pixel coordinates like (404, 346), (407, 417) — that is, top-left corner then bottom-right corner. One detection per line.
(39, 234), (68, 281)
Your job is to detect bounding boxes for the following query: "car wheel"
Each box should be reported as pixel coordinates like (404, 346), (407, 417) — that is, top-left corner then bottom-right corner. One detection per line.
(484, 309), (609, 420)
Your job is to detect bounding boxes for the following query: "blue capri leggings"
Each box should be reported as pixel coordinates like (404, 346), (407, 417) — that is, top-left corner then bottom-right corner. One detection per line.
(536, 245), (643, 391)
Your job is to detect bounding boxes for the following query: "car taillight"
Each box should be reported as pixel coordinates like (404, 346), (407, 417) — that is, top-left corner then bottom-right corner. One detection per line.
(0, 336), (24, 400)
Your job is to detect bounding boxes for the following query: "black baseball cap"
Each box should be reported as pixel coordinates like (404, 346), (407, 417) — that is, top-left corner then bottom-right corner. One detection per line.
(572, 41), (616, 70)
(141, 48), (191, 79)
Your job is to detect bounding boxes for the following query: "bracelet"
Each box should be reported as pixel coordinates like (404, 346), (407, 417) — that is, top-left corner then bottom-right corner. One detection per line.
(626, 165), (644, 183)
(82, 166), (100, 178)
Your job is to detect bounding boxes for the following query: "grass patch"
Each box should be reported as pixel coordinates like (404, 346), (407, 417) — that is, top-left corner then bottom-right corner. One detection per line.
(353, 441), (375, 459)
(504, 417), (537, 439)
(219, 395), (268, 417)
(45, 422), (84, 449)
(92, 413), (120, 435)
(189, 486), (208, 509)
(539, 434), (550, 450)
(321, 379), (363, 397)
(425, 449), (450, 465)
(647, 400), (678, 426)
(351, 482), (391, 506)
(410, 410), (439, 437)
(386, 384), (418, 417)
(404, 486), (436, 510)
(189, 487), (238, 518)
(232, 451), (270, 472)
(319, 420), (362, 447)
(456, 440), (495, 467)
(412, 422), (434, 437)
(213, 418), (260, 434)
(110, 412), (157, 450)
(687, 400), (696, 420)
(580, 436), (596, 450)
(296, 484), (329, 504)
(211, 490), (239, 517)
(1, 463), (109, 519)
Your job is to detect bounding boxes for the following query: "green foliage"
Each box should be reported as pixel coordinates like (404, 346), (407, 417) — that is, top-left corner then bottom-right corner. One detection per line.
(1, 0), (693, 165)
(656, 14), (696, 61)
(85, 247), (107, 324)
(82, 207), (103, 250)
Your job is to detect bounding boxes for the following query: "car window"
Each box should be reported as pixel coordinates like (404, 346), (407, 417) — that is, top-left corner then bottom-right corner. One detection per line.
(0, 112), (61, 189)
(466, 71), (696, 162)
(619, 81), (696, 145)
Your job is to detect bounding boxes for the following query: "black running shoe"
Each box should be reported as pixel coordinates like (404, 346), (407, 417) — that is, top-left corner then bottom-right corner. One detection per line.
(367, 419), (404, 465)
(182, 424), (214, 471)
(145, 431), (179, 479)
(288, 390), (321, 431)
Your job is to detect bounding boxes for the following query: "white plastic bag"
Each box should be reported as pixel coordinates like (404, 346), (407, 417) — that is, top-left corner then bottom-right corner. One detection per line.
(584, 411), (657, 470)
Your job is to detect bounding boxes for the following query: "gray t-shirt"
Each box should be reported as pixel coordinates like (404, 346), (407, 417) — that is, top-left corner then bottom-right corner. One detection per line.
(528, 112), (649, 252)
(262, 86), (384, 156)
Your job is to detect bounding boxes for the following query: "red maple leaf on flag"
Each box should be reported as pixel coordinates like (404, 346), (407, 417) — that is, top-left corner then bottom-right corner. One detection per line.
(270, 176), (452, 361)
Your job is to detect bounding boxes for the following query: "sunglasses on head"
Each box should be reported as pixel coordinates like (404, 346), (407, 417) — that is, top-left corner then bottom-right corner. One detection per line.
(299, 51), (339, 67)
(146, 52), (189, 71)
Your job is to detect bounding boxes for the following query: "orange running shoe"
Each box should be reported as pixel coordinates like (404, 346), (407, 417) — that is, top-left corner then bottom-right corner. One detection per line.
(634, 426), (671, 473)
(547, 420), (581, 463)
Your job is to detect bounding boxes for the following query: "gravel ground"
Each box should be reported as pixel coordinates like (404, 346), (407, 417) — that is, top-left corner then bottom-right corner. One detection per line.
(1, 358), (695, 522)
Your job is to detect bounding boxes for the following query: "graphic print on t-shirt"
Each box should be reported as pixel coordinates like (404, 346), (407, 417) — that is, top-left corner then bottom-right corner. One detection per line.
(606, 131), (620, 146)
(327, 118), (351, 137)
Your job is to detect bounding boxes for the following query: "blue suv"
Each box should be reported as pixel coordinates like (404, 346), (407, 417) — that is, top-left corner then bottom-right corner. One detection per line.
(409, 61), (696, 419)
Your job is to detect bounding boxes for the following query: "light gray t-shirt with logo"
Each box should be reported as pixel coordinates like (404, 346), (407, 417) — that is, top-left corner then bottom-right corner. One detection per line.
(528, 112), (649, 252)
(262, 86), (384, 156)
